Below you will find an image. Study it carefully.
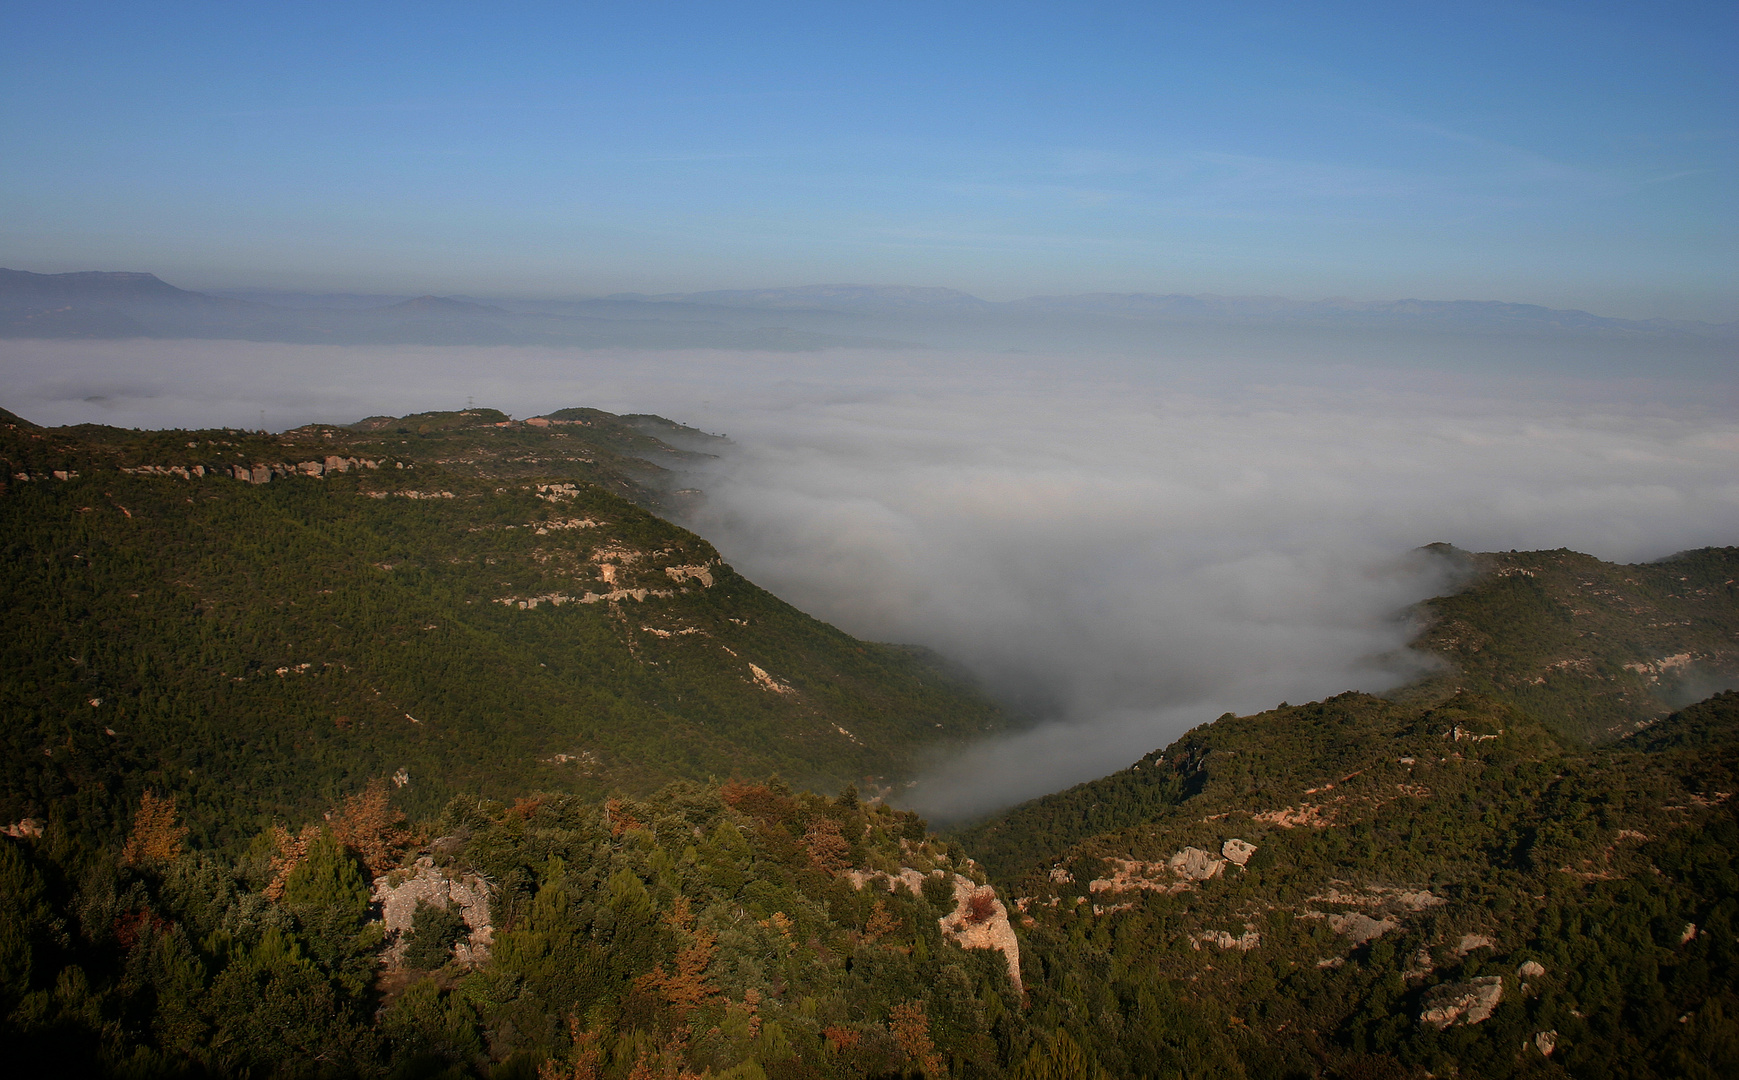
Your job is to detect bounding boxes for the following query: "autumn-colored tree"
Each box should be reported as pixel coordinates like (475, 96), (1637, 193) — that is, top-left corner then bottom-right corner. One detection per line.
(824, 1025), (862, 1053)
(329, 778), (414, 875)
(719, 780), (799, 827)
(889, 1000), (947, 1078)
(759, 910), (794, 947)
(538, 1016), (604, 1080)
(864, 897), (902, 941)
(633, 897), (717, 1013)
(606, 798), (643, 838)
(804, 815), (851, 874)
(264, 823), (322, 900)
(121, 790), (188, 867)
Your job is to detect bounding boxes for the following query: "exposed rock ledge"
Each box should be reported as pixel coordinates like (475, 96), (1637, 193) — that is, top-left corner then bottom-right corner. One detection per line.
(372, 856), (494, 968)
(1088, 840), (1257, 896)
(847, 868), (1022, 993)
(1420, 976), (1503, 1028)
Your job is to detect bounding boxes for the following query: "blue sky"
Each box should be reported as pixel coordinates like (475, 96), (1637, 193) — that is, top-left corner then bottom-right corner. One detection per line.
(2, 1), (1733, 318)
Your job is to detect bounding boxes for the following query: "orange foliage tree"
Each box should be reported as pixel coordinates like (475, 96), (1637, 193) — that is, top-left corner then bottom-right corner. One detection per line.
(120, 790), (188, 867)
(864, 897), (902, 941)
(537, 1016), (604, 1080)
(606, 797), (643, 838)
(889, 1000), (947, 1078)
(329, 778), (414, 875)
(633, 897), (718, 1014)
(804, 815), (851, 874)
(264, 824), (323, 900)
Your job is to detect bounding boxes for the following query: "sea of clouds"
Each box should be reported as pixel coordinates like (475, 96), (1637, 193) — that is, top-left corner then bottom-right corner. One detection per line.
(4, 337), (1735, 816)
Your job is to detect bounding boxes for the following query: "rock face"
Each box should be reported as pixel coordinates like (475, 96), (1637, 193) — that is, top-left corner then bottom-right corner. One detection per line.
(937, 876), (1024, 993)
(1453, 933), (1495, 955)
(1327, 912), (1399, 945)
(1518, 959), (1546, 978)
(1220, 838), (1257, 866)
(1420, 976), (1504, 1028)
(1089, 846), (1232, 895)
(848, 868), (1023, 993)
(1192, 929), (1261, 951)
(1169, 847), (1225, 881)
(372, 855), (494, 968)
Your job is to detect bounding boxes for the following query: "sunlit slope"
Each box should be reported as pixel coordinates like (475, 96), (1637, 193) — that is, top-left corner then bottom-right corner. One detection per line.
(959, 689), (1738, 1077)
(956, 544), (1738, 880)
(0, 408), (1006, 847)
(1403, 544), (1739, 742)
(949, 544), (1739, 1078)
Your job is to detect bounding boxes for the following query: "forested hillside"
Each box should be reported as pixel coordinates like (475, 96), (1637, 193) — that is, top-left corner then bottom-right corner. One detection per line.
(2, 779), (1035, 1078)
(0, 406), (1007, 850)
(3, 405), (1736, 1078)
(1402, 544), (1739, 742)
(961, 691), (1738, 1079)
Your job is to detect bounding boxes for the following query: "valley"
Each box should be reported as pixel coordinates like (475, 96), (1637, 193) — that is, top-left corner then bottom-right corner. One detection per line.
(1, 403), (1734, 1079)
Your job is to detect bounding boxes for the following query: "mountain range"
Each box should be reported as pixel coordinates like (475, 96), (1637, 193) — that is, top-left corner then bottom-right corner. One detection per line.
(4, 270), (1733, 355)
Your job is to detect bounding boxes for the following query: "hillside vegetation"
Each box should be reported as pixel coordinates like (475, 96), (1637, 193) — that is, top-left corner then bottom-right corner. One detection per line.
(1402, 544), (1739, 742)
(3, 404), (1736, 1079)
(2, 778), (1037, 1078)
(959, 691), (1738, 1079)
(0, 406), (1007, 849)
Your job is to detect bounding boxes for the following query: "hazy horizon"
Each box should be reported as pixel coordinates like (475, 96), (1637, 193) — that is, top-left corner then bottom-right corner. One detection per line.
(11, 266), (1738, 327)
(4, 3), (1734, 321)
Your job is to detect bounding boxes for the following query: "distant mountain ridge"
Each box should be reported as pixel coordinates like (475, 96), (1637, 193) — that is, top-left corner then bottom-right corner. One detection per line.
(0, 269), (900, 350)
(624, 282), (1736, 336)
(4, 268), (1731, 345)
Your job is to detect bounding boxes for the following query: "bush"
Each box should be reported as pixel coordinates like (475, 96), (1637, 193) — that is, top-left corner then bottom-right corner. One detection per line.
(403, 901), (467, 970)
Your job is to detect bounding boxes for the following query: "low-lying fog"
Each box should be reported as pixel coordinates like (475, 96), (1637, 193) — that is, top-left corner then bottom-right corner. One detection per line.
(4, 337), (1735, 817)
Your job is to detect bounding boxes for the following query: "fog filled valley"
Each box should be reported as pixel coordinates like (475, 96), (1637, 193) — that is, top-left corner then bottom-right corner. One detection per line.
(7, 325), (1736, 812)
(3, 313), (1738, 1079)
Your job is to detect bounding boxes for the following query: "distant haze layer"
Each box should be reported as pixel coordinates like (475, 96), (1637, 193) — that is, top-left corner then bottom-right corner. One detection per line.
(3, 336), (1735, 816)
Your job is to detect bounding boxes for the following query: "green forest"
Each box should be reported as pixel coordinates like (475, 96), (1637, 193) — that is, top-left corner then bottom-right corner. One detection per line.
(3, 406), (1736, 1078)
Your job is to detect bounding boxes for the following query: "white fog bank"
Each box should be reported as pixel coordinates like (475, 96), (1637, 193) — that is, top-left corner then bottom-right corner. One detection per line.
(3, 338), (1736, 816)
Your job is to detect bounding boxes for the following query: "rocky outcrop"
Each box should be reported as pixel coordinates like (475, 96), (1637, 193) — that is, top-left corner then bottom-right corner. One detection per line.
(372, 855), (494, 968)
(1325, 912), (1398, 945)
(127, 457), (379, 484)
(665, 564), (716, 587)
(495, 587), (675, 609)
(1453, 933), (1495, 955)
(1420, 976), (1503, 1028)
(1191, 929), (1261, 951)
(848, 868), (1023, 993)
(937, 876), (1023, 993)
(749, 663), (796, 694)
(1220, 838), (1257, 866)
(1089, 844), (1246, 895)
(2, 818), (42, 839)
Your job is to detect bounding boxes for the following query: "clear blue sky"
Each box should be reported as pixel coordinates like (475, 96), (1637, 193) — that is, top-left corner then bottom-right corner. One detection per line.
(3, 1), (1734, 319)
